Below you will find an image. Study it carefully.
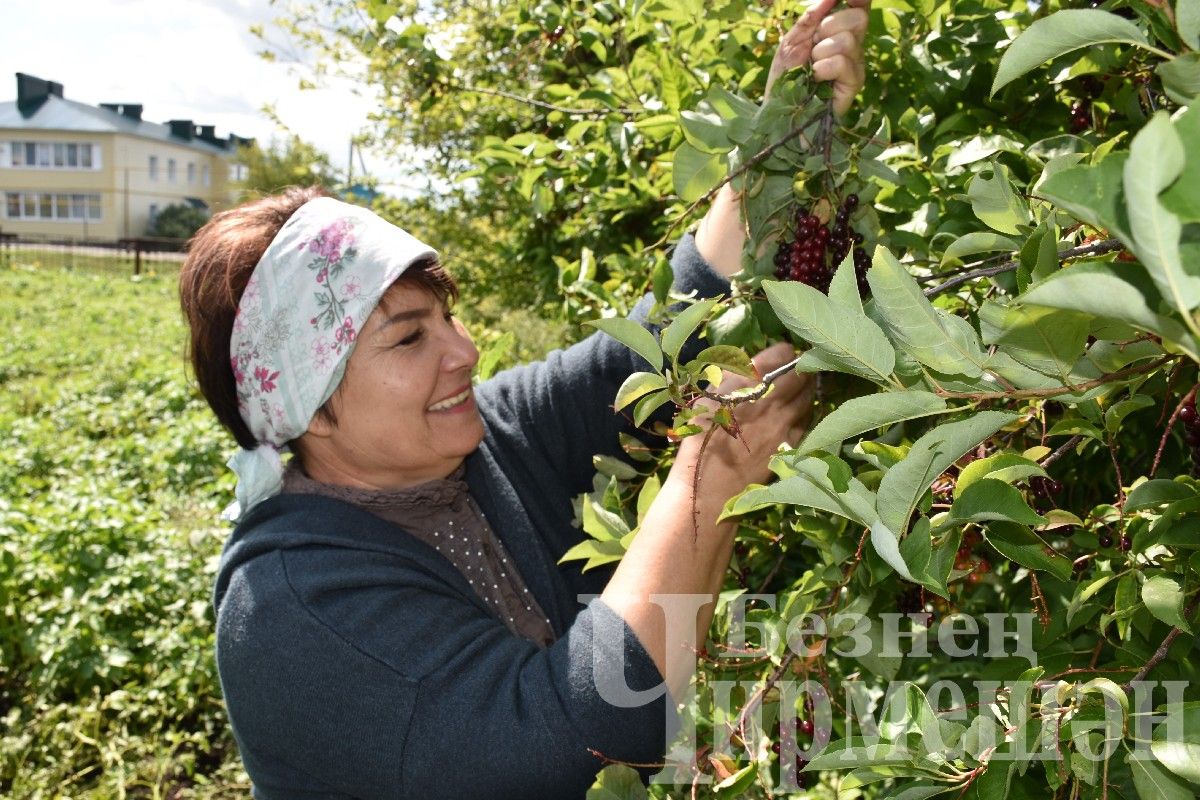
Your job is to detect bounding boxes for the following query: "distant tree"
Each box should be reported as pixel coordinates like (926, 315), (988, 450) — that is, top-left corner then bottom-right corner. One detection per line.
(235, 135), (340, 200)
(149, 203), (208, 239)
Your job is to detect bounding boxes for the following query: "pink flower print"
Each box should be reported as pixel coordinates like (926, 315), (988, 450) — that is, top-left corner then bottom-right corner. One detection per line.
(342, 276), (362, 300)
(254, 365), (280, 394)
(242, 277), (261, 304)
(311, 339), (332, 370)
(341, 317), (356, 344)
(231, 357), (245, 386)
(316, 267), (328, 284)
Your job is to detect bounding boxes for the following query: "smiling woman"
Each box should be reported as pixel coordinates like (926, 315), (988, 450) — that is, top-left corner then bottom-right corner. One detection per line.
(175, 2), (866, 796)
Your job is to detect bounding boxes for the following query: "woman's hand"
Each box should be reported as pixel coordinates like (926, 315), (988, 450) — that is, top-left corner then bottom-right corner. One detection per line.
(672, 341), (815, 501)
(765, 0), (871, 117)
(695, 1), (872, 275)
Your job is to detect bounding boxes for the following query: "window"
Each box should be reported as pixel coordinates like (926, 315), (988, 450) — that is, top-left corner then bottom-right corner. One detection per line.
(80, 143), (93, 168)
(187, 162), (195, 183)
(3, 191), (102, 221)
(202, 164), (210, 186)
(149, 155), (158, 180)
(6, 140), (98, 169)
(53, 143), (65, 167)
(167, 158), (176, 182)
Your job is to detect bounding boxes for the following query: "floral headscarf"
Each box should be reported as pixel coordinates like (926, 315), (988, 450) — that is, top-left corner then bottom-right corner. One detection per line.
(224, 196), (437, 521)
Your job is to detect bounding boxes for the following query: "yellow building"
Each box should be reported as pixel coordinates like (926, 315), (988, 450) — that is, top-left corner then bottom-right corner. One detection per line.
(0, 73), (251, 239)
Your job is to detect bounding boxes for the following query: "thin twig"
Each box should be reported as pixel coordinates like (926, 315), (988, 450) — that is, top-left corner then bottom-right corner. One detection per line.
(441, 81), (639, 118)
(1150, 386), (1196, 478)
(1123, 593), (1200, 688)
(1040, 435), (1084, 469)
(923, 239), (1125, 298)
(934, 356), (1175, 402)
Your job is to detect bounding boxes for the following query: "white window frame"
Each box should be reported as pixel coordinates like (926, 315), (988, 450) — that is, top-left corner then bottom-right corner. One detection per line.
(4, 140), (101, 170)
(3, 191), (102, 222)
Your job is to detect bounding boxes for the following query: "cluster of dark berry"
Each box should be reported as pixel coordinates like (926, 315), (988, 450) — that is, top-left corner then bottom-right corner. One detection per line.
(1181, 394), (1200, 478)
(1069, 100), (1092, 133)
(772, 194), (870, 295)
(1030, 476), (1063, 501)
(1097, 527), (1132, 553)
(769, 693), (827, 788)
(955, 530), (992, 585)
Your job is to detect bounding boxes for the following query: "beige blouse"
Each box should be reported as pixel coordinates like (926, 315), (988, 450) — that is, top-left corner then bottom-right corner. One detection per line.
(281, 462), (558, 649)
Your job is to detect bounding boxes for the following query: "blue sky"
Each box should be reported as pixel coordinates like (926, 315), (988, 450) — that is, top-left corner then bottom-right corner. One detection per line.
(1, 0), (423, 194)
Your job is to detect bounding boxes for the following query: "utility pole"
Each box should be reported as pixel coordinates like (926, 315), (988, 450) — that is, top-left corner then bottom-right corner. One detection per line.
(123, 167), (129, 238)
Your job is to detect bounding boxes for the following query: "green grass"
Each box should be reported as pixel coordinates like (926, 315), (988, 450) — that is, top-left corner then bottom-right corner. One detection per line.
(0, 257), (247, 797)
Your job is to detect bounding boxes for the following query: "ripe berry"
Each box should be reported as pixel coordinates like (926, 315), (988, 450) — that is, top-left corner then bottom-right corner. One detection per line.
(1119, 534), (1132, 552)
(771, 741), (781, 755)
(799, 718), (814, 737)
(1098, 533), (1113, 549)
(1181, 402), (1198, 426)
(845, 193), (859, 210)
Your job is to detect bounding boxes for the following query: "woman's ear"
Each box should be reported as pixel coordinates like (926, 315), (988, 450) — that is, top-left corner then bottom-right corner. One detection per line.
(305, 414), (336, 439)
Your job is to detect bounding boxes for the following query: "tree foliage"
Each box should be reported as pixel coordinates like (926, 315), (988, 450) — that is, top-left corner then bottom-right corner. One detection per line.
(233, 134), (341, 200)
(271, 2), (1200, 798)
(148, 203), (209, 239)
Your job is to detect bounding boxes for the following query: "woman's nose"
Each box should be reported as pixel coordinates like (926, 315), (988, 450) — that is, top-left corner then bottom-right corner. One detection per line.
(444, 319), (479, 372)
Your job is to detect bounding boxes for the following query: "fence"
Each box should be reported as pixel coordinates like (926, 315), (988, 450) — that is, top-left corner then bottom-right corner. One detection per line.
(0, 231), (187, 275)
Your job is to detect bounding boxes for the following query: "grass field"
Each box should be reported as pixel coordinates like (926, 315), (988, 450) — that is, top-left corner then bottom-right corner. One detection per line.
(1, 257), (250, 797)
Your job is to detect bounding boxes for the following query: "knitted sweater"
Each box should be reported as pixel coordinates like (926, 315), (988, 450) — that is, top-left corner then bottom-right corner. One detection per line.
(212, 233), (731, 799)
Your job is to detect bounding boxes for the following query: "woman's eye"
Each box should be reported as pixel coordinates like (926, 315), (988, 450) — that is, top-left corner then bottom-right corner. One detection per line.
(396, 330), (423, 347)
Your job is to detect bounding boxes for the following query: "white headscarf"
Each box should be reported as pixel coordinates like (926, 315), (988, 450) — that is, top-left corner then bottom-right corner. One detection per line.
(222, 196), (437, 521)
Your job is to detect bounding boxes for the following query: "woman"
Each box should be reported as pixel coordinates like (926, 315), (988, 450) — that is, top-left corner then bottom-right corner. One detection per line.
(180, 2), (868, 796)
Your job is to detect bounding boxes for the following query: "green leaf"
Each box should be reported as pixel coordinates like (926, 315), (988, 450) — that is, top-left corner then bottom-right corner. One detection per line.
(982, 521), (1073, 581)
(940, 232), (1020, 267)
(1104, 394), (1155, 435)
(1161, 107), (1200, 224)
(1142, 575), (1191, 633)
(692, 345), (755, 378)
(1126, 479), (1197, 512)
(1151, 704), (1200, 784)
(876, 411), (1020, 538)
(867, 248), (988, 377)
(1179, 0), (1200, 50)
(679, 109), (731, 154)
(762, 279), (897, 384)
(713, 762), (758, 796)
(632, 389), (669, 427)
(870, 519), (917, 582)
(672, 142), (727, 203)
(795, 390), (949, 458)
(1156, 52), (1200, 105)
(1039, 154), (1132, 244)
(651, 257), (673, 305)
(614, 371), (668, 411)
(722, 471), (878, 528)
(967, 162), (1031, 234)
(1124, 113), (1200, 326)
(955, 453), (1047, 499)
(593, 454), (638, 481)
(991, 10), (1150, 96)
(1019, 261), (1199, 361)
(582, 496), (630, 541)
(660, 298), (718, 363)
(585, 317), (664, 371)
(828, 252), (865, 315)
(475, 330), (514, 381)
(978, 302), (1088, 382)
(949, 479), (1047, 527)
(1127, 751), (1194, 800)
(587, 764), (649, 800)
(558, 537), (627, 572)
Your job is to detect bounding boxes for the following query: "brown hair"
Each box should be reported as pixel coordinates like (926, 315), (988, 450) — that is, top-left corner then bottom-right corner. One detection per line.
(179, 186), (459, 451)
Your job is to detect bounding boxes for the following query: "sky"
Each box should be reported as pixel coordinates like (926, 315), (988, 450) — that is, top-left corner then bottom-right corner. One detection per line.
(0, 0), (425, 195)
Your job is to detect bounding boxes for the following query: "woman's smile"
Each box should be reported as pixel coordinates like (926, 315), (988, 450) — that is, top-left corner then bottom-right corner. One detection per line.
(427, 385), (475, 413)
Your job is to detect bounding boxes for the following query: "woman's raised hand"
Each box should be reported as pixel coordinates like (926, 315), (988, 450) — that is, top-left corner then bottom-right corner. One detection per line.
(674, 341), (815, 498)
(764, 0), (871, 116)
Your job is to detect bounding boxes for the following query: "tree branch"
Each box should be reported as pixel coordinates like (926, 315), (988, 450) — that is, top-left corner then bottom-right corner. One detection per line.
(933, 356), (1175, 402)
(440, 81), (639, 118)
(1123, 592), (1200, 689)
(923, 239), (1125, 298)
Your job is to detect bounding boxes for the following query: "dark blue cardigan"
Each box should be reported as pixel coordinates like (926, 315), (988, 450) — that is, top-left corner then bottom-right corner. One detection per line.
(212, 233), (730, 798)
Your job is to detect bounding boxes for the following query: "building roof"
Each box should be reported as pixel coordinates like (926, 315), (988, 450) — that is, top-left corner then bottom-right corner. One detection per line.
(0, 74), (251, 158)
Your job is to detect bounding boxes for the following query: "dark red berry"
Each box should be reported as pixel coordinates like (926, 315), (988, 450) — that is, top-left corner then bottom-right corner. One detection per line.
(548, 25), (565, 42)
(1181, 403), (1198, 426)
(1119, 534), (1132, 552)
(1098, 533), (1113, 549)
(1047, 479), (1063, 495)
(799, 718), (814, 737)
(771, 741), (781, 755)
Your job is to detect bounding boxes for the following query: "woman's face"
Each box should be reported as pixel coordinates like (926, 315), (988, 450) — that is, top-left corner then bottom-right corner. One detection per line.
(299, 280), (484, 489)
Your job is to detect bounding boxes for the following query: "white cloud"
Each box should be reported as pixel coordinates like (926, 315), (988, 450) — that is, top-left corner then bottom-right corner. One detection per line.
(0, 0), (425, 195)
